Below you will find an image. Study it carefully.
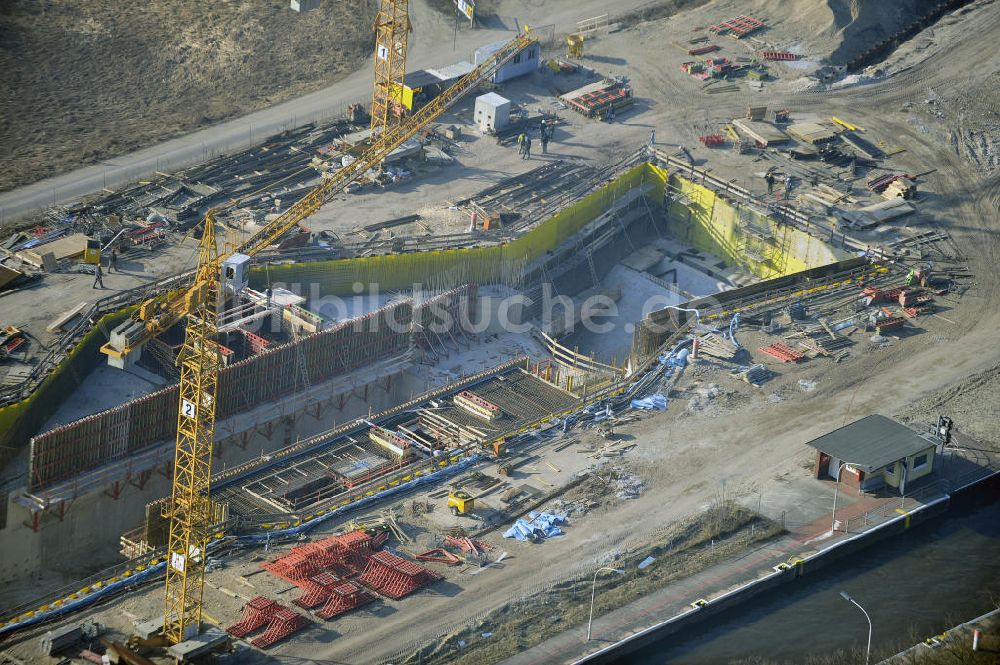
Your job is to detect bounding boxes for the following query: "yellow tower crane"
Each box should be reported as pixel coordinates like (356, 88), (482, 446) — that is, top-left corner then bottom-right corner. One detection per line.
(162, 213), (223, 645)
(371, 0), (411, 134)
(145, 28), (539, 648)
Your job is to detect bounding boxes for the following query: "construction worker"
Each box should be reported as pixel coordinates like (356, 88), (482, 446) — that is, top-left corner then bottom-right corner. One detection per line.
(108, 247), (119, 273)
(92, 261), (105, 289)
(523, 134), (532, 159)
(649, 129), (656, 146)
(919, 261), (933, 287)
(765, 171), (775, 194)
(540, 132), (549, 154)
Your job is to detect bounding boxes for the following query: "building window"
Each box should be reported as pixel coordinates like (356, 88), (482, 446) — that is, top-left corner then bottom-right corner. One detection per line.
(528, 47), (537, 59)
(513, 54), (522, 64)
(884, 463), (894, 476)
(912, 453), (929, 470)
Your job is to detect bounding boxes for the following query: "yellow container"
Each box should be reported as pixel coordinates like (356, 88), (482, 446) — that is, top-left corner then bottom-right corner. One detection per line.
(83, 239), (101, 265)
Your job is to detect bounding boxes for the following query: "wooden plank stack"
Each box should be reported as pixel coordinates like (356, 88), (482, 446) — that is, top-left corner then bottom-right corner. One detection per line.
(696, 332), (739, 360)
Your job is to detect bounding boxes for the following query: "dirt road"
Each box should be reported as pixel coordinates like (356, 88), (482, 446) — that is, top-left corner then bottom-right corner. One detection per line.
(1, 1), (997, 663)
(0, 0), (663, 226)
(323, 1), (1000, 660)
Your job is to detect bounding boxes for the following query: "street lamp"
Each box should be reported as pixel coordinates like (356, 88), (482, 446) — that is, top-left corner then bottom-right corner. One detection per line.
(839, 591), (872, 665)
(831, 461), (854, 531)
(587, 567), (624, 641)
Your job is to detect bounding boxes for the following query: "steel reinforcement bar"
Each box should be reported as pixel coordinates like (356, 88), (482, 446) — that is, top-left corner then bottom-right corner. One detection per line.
(630, 257), (887, 361)
(26, 285), (477, 491)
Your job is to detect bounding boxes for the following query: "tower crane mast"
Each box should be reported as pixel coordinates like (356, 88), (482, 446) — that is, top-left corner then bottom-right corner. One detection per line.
(162, 213), (222, 644)
(121, 24), (539, 647)
(371, 0), (411, 134)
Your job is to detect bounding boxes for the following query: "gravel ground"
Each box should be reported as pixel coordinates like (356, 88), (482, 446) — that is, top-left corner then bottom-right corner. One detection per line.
(1, 1), (999, 663)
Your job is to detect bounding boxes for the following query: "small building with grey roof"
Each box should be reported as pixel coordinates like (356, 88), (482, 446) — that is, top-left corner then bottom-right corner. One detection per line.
(805, 414), (938, 493)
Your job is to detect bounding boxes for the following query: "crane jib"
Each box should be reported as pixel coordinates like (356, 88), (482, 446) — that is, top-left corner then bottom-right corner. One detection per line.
(109, 31), (536, 361)
(236, 32), (536, 260)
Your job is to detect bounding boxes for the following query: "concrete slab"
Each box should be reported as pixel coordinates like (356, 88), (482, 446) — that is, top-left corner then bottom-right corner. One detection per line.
(564, 263), (683, 363)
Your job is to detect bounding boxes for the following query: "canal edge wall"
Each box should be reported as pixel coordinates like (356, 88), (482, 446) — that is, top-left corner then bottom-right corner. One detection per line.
(572, 471), (1000, 665)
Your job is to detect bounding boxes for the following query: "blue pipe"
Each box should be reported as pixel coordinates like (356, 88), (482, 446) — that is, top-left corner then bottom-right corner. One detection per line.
(728, 312), (742, 349)
(0, 454), (480, 638)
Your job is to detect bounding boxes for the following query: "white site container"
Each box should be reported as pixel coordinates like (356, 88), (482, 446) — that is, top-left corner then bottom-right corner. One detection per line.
(474, 92), (511, 133)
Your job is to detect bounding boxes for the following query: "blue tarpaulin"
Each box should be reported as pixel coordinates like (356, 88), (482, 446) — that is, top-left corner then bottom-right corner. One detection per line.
(503, 511), (567, 541)
(630, 393), (667, 411)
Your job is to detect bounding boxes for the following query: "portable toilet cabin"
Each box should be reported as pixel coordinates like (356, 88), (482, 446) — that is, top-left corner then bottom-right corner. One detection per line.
(475, 93), (511, 133)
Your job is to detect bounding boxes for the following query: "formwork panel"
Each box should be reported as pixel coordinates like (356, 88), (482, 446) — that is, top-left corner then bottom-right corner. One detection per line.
(23, 164), (669, 491)
(250, 164), (659, 299)
(26, 289), (474, 491)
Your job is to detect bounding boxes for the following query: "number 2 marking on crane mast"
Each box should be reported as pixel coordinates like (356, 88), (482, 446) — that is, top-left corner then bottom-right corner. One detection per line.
(182, 399), (196, 419)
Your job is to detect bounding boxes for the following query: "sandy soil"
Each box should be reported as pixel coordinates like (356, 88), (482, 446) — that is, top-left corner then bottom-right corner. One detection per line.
(0, 0), (375, 192)
(0, 0), (944, 195)
(299, 0), (1000, 657)
(2, 0), (999, 662)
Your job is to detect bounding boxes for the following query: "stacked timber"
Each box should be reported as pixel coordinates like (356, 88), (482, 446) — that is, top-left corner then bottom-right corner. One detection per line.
(696, 332), (739, 360)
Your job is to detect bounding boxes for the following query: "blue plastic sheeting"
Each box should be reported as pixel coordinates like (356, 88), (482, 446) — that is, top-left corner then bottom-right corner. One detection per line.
(0, 561), (166, 638)
(0, 455), (480, 638)
(657, 338), (694, 368)
(503, 511), (567, 541)
(630, 393), (667, 411)
(240, 454), (480, 543)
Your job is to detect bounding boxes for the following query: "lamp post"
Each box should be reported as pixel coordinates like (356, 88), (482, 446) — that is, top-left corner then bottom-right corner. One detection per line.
(831, 461), (853, 531)
(587, 567), (624, 641)
(840, 591), (872, 665)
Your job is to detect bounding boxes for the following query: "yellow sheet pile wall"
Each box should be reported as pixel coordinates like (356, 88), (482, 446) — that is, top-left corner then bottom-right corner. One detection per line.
(663, 173), (847, 279)
(252, 163), (656, 295)
(2, 161), (837, 463)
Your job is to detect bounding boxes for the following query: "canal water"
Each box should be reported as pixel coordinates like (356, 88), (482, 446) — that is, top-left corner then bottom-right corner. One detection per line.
(623, 497), (1000, 664)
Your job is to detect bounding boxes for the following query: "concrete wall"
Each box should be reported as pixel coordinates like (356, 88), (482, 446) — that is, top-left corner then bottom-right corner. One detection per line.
(26, 287), (475, 491)
(0, 368), (421, 587)
(0, 161), (667, 589)
(578, 494), (953, 665)
(1, 162), (659, 471)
